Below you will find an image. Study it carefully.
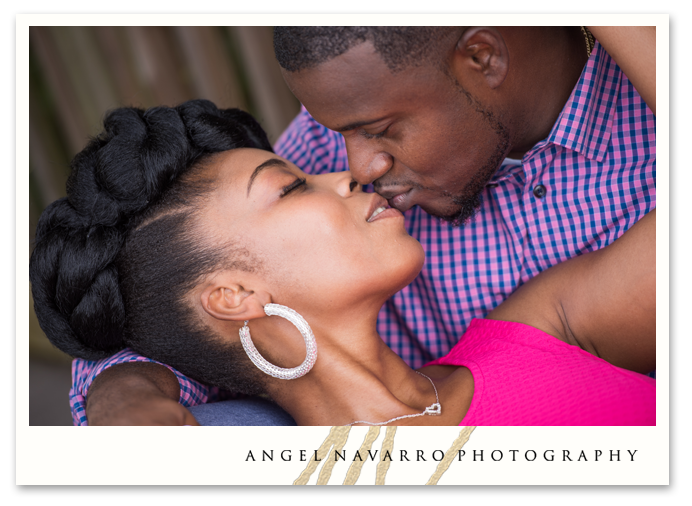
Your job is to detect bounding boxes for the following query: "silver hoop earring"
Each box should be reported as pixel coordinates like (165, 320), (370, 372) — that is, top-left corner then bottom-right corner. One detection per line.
(239, 303), (317, 380)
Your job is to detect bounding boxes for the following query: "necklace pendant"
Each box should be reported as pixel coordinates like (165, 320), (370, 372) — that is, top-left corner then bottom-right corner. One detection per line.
(424, 403), (442, 416)
(344, 372), (441, 426)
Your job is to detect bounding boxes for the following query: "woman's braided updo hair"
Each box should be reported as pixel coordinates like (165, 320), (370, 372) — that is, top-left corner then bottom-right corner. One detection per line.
(29, 99), (273, 395)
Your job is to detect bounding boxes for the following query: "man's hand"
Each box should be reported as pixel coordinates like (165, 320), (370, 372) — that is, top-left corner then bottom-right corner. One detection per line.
(85, 362), (200, 426)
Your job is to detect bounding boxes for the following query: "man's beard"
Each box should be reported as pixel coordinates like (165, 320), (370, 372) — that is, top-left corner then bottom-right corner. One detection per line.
(438, 89), (511, 227)
(439, 132), (509, 227)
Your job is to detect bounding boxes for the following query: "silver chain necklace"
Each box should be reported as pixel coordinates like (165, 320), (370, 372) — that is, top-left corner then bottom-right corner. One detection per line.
(344, 371), (442, 426)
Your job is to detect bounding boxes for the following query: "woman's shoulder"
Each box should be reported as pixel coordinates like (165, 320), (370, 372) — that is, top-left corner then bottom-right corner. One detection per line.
(429, 318), (570, 365)
(430, 318), (655, 426)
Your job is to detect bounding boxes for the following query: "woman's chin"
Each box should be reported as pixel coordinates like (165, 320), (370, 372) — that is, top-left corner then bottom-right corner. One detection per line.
(410, 238), (426, 273)
(393, 241), (427, 292)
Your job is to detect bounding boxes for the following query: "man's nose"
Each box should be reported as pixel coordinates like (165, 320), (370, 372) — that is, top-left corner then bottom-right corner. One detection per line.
(345, 140), (393, 185)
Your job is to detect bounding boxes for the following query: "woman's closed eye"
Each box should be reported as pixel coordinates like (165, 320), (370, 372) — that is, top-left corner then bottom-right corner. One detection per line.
(280, 178), (307, 197)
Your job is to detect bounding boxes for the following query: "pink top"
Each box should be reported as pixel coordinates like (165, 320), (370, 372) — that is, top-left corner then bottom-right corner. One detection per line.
(426, 319), (655, 426)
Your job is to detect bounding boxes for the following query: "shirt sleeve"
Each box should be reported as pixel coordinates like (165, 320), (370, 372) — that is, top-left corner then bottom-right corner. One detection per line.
(274, 105), (349, 175)
(69, 348), (213, 426)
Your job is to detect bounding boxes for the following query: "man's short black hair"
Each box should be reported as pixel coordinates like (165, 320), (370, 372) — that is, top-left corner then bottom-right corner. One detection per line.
(274, 26), (459, 73)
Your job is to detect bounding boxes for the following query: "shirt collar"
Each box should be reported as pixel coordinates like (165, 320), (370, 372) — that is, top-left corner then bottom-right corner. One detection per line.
(488, 41), (622, 186)
(488, 157), (524, 185)
(542, 41), (622, 162)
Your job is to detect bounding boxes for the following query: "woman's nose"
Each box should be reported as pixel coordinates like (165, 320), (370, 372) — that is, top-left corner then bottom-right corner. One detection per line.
(329, 171), (359, 198)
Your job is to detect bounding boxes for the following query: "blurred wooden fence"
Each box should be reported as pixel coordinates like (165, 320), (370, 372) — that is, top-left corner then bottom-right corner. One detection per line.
(29, 26), (300, 362)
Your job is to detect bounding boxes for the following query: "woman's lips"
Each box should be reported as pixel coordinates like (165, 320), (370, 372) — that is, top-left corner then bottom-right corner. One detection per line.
(366, 194), (404, 222)
(367, 206), (403, 223)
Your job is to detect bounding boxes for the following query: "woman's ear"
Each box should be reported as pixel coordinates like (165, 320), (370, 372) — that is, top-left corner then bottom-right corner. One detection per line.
(200, 273), (270, 322)
(450, 27), (509, 90)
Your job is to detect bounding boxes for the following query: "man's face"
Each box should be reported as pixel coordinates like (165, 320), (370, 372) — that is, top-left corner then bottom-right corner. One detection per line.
(283, 42), (510, 226)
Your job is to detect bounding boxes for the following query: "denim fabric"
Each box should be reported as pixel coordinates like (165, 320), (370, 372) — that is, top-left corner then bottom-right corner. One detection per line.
(188, 398), (297, 426)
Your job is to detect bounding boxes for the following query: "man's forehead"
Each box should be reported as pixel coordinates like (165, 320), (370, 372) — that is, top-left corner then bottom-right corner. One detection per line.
(283, 43), (441, 127)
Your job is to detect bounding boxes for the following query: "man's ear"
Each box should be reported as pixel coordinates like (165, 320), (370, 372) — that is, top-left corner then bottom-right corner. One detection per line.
(450, 27), (509, 90)
(200, 275), (270, 322)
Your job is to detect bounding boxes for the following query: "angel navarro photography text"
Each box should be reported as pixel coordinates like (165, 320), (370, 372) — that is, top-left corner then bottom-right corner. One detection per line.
(245, 448), (640, 463)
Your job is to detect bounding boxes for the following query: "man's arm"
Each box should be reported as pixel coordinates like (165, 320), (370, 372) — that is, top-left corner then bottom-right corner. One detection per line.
(488, 210), (655, 374)
(85, 362), (200, 425)
(588, 26), (656, 115)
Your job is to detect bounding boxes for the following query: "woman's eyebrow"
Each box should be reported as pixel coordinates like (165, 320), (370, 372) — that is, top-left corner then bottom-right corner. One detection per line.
(247, 158), (289, 197)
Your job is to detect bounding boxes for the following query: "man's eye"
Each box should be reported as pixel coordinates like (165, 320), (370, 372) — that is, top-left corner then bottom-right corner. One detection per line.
(280, 178), (307, 197)
(360, 126), (390, 140)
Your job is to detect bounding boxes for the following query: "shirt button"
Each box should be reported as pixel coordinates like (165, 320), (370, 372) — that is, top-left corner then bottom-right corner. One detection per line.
(533, 184), (546, 198)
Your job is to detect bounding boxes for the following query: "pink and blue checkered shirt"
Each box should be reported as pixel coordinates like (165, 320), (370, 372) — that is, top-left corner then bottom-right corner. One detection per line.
(69, 42), (655, 425)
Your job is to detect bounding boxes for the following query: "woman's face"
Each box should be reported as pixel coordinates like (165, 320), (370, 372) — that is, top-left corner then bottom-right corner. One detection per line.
(202, 148), (425, 315)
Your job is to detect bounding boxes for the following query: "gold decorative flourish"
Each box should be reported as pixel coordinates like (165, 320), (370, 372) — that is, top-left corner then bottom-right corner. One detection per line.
(375, 426), (397, 485)
(293, 426), (352, 485)
(316, 426), (351, 484)
(343, 427), (381, 485)
(426, 426), (476, 485)
(293, 425), (477, 485)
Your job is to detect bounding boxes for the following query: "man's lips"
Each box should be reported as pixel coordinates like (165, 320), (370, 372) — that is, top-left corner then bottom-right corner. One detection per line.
(388, 191), (411, 211)
(377, 188), (414, 212)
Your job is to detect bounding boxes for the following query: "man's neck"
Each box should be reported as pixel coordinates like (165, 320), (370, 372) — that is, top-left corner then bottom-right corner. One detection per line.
(506, 26), (590, 159)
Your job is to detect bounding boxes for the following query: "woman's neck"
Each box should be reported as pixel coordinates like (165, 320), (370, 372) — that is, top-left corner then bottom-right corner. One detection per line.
(268, 320), (473, 426)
